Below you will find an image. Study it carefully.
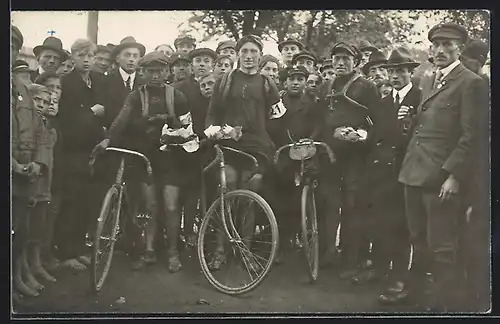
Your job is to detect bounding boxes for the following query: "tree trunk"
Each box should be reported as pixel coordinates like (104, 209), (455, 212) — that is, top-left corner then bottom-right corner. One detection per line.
(254, 10), (275, 37)
(277, 12), (295, 42)
(242, 10), (256, 36)
(304, 11), (318, 50)
(220, 11), (240, 40)
(87, 11), (99, 44)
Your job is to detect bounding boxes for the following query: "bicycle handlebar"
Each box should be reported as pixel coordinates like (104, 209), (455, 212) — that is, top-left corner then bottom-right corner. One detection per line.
(89, 147), (153, 182)
(274, 140), (336, 164)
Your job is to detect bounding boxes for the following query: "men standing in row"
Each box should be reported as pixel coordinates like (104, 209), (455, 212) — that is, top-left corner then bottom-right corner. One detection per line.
(397, 23), (486, 312)
(30, 36), (68, 82)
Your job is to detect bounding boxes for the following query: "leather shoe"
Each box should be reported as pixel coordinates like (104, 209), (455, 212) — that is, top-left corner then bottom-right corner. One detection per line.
(351, 269), (381, 285)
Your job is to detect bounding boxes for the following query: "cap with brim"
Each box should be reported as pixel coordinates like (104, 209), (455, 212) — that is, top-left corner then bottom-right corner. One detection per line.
(291, 51), (317, 65)
(320, 59), (333, 72)
(112, 36), (146, 58)
(361, 50), (388, 75)
(359, 40), (378, 53)
(428, 22), (468, 43)
(331, 42), (362, 66)
(259, 54), (280, 69)
(33, 36), (69, 61)
(235, 34), (264, 52)
(13, 60), (33, 72)
(381, 47), (420, 70)
(139, 51), (170, 68)
(216, 40), (236, 53)
(278, 39), (305, 53)
(188, 48), (218, 61)
(169, 52), (191, 66)
(215, 54), (233, 64)
(174, 35), (197, 49)
(12, 26), (23, 49)
(286, 66), (309, 79)
(96, 45), (112, 54)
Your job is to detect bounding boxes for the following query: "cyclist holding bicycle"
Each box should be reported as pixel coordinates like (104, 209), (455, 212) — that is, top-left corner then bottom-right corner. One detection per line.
(92, 51), (192, 272)
(203, 34), (280, 271)
(267, 66), (323, 264)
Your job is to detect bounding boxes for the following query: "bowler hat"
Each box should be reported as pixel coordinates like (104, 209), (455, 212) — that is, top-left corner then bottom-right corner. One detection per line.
(285, 66), (309, 79)
(12, 25), (24, 49)
(381, 47), (420, 70)
(216, 40), (236, 53)
(320, 59), (333, 72)
(291, 51), (317, 65)
(278, 38), (305, 53)
(169, 51), (191, 66)
(112, 36), (146, 58)
(331, 42), (362, 66)
(139, 51), (169, 68)
(362, 50), (388, 75)
(189, 48), (218, 61)
(174, 35), (197, 49)
(33, 36), (68, 61)
(428, 22), (468, 44)
(358, 40), (378, 52)
(461, 39), (489, 66)
(236, 34), (264, 52)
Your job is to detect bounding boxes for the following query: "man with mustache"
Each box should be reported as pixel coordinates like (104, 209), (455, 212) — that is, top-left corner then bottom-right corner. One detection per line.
(397, 23), (487, 312)
(361, 50), (388, 86)
(30, 36), (68, 82)
(315, 42), (379, 277)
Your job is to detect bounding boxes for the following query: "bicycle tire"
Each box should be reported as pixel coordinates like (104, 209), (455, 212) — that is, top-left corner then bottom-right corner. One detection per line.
(197, 189), (279, 295)
(301, 184), (319, 282)
(90, 186), (122, 292)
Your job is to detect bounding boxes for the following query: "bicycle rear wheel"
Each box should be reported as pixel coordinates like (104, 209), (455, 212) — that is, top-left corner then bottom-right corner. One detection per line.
(197, 189), (278, 295)
(301, 184), (319, 282)
(90, 186), (122, 292)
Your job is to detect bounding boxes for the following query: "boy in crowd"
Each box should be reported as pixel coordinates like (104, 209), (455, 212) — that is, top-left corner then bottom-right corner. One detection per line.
(291, 51), (317, 74)
(259, 54), (280, 86)
(214, 55), (234, 77)
(56, 50), (74, 77)
(174, 35), (197, 54)
(305, 73), (322, 102)
(93, 45), (113, 75)
(169, 52), (192, 83)
(320, 60), (335, 83)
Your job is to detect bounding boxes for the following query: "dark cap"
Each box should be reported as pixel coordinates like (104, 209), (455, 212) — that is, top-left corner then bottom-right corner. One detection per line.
(96, 44), (112, 54)
(291, 51), (317, 65)
(139, 51), (170, 68)
(169, 51), (191, 66)
(461, 39), (489, 66)
(381, 47), (419, 70)
(13, 60), (32, 72)
(428, 22), (468, 43)
(215, 54), (234, 65)
(235, 34), (264, 52)
(285, 66), (309, 79)
(174, 35), (197, 49)
(216, 40), (236, 53)
(358, 40), (378, 52)
(331, 42), (362, 66)
(278, 38), (305, 52)
(320, 59), (333, 72)
(188, 48), (217, 61)
(259, 54), (280, 69)
(362, 50), (388, 75)
(12, 25), (23, 49)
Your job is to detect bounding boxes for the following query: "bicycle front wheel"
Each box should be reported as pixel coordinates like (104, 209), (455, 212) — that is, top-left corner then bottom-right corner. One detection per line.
(197, 189), (278, 295)
(90, 186), (122, 292)
(301, 184), (319, 282)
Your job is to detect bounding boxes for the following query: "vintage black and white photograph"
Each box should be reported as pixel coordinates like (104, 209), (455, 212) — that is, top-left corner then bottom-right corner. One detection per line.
(10, 9), (491, 316)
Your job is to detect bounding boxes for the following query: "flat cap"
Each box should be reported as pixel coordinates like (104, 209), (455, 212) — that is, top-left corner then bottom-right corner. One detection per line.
(236, 34), (264, 52)
(320, 59), (333, 72)
(331, 42), (362, 66)
(139, 51), (170, 68)
(461, 39), (489, 65)
(291, 51), (317, 65)
(174, 35), (197, 49)
(259, 54), (280, 69)
(96, 44), (112, 54)
(215, 54), (234, 64)
(278, 38), (305, 52)
(428, 22), (468, 43)
(169, 51), (191, 65)
(188, 48), (218, 61)
(285, 65), (309, 79)
(216, 40), (236, 53)
(12, 25), (23, 49)
(13, 59), (32, 72)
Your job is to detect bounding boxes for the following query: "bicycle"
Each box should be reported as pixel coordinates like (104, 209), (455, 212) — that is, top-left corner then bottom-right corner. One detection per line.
(274, 137), (335, 282)
(88, 147), (153, 292)
(166, 138), (279, 295)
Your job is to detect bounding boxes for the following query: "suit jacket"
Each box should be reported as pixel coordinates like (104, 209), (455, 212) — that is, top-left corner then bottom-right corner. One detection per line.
(172, 77), (208, 137)
(399, 62), (486, 188)
(30, 70), (40, 83)
(102, 69), (146, 128)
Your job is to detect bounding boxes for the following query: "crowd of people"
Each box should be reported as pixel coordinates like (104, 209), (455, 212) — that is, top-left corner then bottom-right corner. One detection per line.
(11, 20), (490, 313)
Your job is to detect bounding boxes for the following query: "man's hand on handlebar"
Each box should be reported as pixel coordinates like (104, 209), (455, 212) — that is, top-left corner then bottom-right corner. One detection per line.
(90, 138), (110, 162)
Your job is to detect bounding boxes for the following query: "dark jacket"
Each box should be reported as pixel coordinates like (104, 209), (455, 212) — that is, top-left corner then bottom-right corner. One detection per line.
(102, 69), (146, 129)
(172, 77), (208, 137)
(58, 69), (107, 175)
(399, 63), (486, 188)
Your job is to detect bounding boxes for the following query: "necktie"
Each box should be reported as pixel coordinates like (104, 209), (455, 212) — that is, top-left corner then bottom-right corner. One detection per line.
(125, 76), (132, 91)
(395, 92), (400, 107)
(434, 70), (443, 90)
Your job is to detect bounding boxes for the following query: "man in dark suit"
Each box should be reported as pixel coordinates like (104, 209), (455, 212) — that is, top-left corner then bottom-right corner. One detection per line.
(397, 23), (487, 312)
(354, 47), (422, 301)
(30, 36), (69, 82)
(102, 36), (146, 130)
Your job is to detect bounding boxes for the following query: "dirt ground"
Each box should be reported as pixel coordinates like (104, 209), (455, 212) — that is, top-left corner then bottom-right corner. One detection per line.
(12, 245), (427, 317)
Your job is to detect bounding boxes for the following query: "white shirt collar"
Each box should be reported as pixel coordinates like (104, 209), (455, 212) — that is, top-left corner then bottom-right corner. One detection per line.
(119, 67), (136, 85)
(437, 60), (460, 79)
(392, 82), (413, 103)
